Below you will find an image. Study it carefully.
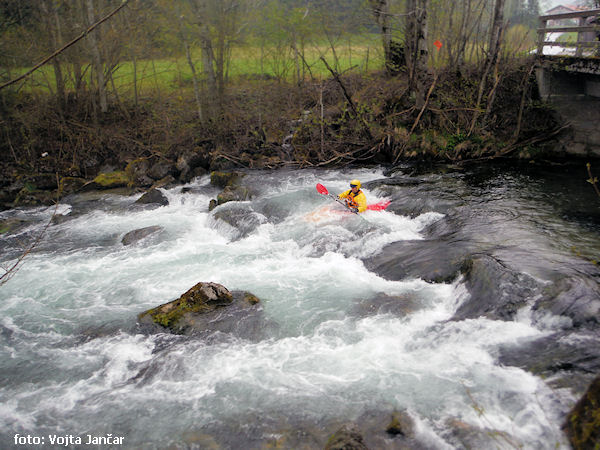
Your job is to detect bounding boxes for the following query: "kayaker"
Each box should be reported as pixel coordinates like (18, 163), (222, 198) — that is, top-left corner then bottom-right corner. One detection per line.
(338, 179), (367, 213)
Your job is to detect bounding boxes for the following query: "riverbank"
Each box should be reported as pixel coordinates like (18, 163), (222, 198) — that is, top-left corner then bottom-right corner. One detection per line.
(0, 62), (585, 210)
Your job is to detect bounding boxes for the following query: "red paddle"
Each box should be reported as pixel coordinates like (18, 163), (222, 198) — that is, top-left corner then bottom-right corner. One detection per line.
(316, 183), (355, 212)
(316, 183), (329, 195)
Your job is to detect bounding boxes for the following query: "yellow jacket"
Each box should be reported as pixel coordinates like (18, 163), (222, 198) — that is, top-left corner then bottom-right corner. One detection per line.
(338, 189), (367, 213)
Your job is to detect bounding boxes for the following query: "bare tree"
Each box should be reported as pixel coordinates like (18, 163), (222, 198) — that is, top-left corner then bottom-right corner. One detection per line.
(469, 0), (506, 134)
(38, 0), (67, 109)
(367, 0), (393, 74)
(86, 0), (108, 113)
(406, 0), (429, 107)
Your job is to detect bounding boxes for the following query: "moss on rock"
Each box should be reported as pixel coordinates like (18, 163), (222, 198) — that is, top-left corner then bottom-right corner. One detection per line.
(243, 293), (260, 305)
(564, 375), (600, 449)
(93, 171), (131, 189)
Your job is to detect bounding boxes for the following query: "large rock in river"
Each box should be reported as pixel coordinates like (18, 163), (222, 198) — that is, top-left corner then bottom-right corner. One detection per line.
(138, 282), (272, 340)
(121, 226), (163, 246)
(134, 188), (169, 208)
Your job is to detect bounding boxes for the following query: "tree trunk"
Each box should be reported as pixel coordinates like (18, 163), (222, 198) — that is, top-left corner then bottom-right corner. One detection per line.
(51, 1), (66, 109)
(86, 0), (107, 113)
(406, 0), (429, 107)
(469, 0), (505, 135)
(487, 0), (505, 72)
(292, 33), (300, 85)
(39, 0), (66, 109)
(368, 0), (392, 74)
(184, 39), (203, 121)
(199, 26), (217, 98)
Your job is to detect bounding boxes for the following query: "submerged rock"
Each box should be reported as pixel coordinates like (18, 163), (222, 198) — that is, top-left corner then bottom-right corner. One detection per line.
(533, 276), (600, 327)
(138, 282), (274, 340)
(563, 375), (600, 449)
(498, 331), (600, 396)
(121, 225), (163, 246)
(452, 255), (539, 321)
(364, 238), (470, 284)
(443, 418), (514, 450)
(210, 202), (264, 239)
(350, 292), (422, 318)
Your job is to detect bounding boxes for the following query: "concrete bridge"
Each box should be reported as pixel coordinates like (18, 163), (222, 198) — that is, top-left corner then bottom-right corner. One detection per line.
(535, 8), (600, 156)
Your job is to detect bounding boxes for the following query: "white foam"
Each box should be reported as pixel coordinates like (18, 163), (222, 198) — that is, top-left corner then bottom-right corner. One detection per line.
(0, 168), (574, 447)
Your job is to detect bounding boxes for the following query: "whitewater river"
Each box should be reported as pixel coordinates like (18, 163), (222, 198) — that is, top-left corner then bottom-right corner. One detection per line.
(0, 163), (599, 449)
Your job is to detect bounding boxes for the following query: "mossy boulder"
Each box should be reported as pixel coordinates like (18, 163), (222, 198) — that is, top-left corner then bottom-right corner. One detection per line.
(92, 171), (131, 189)
(138, 282), (271, 339)
(563, 375), (600, 449)
(139, 282), (233, 330)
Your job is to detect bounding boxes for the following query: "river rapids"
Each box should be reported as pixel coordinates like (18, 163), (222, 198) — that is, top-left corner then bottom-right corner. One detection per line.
(0, 163), (599, 449)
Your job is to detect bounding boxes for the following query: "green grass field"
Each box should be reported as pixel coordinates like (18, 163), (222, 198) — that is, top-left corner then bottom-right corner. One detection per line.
(14, 35), (386, 98)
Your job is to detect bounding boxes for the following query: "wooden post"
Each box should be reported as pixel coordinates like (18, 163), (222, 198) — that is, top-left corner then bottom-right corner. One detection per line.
(576, 17), (585, 57)
(537, 17), (546, 56)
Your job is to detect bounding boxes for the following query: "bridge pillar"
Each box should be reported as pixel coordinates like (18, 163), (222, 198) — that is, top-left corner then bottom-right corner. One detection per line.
(536, 57), (600, 157)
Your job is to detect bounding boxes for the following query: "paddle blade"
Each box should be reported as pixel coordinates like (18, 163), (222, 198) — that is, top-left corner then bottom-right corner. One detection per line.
(316, 183), (329, 195)
(367, 200), (391, 211)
